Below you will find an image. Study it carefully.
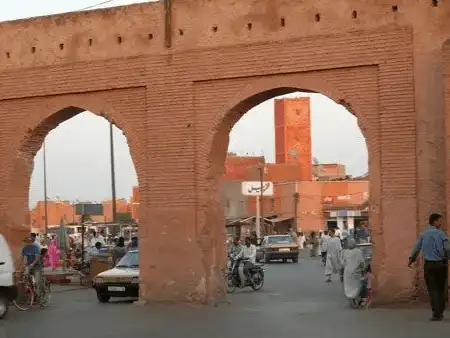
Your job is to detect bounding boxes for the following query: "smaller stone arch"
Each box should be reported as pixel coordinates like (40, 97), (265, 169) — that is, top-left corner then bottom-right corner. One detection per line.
(3, 96), (142, 266)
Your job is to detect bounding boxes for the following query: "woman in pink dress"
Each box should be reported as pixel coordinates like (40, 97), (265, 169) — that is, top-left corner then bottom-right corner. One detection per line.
(48, 236), (61, 271)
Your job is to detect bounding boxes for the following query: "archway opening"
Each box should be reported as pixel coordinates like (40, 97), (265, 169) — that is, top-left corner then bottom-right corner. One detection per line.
(12, 106), (140, 298)
(211, 88), (371, 308)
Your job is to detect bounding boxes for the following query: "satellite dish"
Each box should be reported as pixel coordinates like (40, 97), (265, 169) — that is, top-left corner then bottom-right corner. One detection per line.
(312, 157), (319, 165)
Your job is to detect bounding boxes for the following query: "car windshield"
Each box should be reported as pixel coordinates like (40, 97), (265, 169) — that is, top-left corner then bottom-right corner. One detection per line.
(267, 236), (293, 244)
(116, 251), (139, 268)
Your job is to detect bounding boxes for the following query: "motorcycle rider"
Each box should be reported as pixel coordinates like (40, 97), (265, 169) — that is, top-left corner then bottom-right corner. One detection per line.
(242, 237), (257, 283)
(228, 236), (244, 283)
(228, 236), (243, 257)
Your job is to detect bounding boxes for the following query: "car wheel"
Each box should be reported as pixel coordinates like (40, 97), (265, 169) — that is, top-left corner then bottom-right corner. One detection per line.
(282, 258), (287, 263)
(263, 253), (270, 264)
(97, 292), (110, 303)
(0, 295), (8, 319)
(292, 257), (299, 263)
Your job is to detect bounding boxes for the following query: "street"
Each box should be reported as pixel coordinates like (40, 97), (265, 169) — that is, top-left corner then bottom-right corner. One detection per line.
(3, 257), (449, 338)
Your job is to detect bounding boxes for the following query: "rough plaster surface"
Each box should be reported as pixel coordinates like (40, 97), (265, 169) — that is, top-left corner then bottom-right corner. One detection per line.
(1, 0), (450, 304)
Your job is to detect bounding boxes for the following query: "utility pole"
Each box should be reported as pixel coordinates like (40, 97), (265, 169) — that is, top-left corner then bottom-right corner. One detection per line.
(43, 141), (49, 234)
(109, 120), (117, 223)
(293, 192), (299, 231)
(256, 162), (265, 240)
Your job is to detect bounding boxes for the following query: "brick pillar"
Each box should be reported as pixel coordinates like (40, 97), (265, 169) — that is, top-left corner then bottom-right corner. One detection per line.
(138, 82), (226, 304)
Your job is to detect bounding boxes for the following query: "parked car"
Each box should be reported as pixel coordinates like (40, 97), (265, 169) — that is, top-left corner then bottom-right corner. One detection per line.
(355, 242), (372, 264)
(92, 249), (139, 303)
(256, 235), (299, 263)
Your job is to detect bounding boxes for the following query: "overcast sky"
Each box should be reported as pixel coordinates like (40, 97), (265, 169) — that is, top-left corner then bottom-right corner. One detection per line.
(0, 1), (367, 208)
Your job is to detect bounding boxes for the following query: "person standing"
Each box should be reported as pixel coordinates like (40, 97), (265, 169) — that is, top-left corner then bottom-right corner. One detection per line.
(408, 213), (450, 321)
(111, 237), (127, 266)
(325, 228), (343, 282)
(309, 232), (319, 257)
(319, 230), (330, 266)
(288, 228), (298, 243)
(297, 232), (306, 250)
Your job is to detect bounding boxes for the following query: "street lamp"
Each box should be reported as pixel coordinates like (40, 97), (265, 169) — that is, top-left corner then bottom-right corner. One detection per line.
(109, 119), (117, 223)
(43, 140), (49, 235)
(256, 161), (268, 240)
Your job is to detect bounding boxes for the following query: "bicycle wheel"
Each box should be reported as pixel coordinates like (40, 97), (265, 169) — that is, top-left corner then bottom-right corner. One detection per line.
(12, 282), (34, 311)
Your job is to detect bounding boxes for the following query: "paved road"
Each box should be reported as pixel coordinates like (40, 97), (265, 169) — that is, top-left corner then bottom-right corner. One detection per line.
(3, 257), (450, 338)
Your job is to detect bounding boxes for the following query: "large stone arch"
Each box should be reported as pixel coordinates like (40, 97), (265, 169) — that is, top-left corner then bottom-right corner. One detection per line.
(2, 91), (145, 267)
(193, 69), (381, 302)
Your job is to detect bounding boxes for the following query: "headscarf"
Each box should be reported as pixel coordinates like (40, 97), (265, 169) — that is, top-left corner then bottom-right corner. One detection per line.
(346, 237), (357, 250)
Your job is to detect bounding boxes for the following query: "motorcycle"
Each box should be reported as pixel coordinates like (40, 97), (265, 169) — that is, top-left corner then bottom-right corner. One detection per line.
(225, 256), (265, 293)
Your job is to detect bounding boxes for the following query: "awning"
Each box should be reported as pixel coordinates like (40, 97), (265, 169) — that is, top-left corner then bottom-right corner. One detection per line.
(266, 217), (294, 224)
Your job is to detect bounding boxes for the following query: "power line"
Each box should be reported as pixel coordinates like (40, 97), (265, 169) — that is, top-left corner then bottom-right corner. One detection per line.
(78, 0), (117, 11)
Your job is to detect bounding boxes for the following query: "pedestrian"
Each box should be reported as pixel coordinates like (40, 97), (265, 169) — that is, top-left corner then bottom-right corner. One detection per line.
(325, 228), (343, 282)
(309, 232), (319, 257)
(319, 230), (330, 266)
(297, 232), (306, 249)
(341, 238), (365, 303)
(408, 213), (450, 321)
(111, 237), (126, 266)
(288, 228), (298, 243)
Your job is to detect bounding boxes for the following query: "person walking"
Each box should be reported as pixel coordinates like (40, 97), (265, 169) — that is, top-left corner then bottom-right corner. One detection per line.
(408, 213), (450, 321)
(319, 230), (330, 266)
(325, 228), (342, 282)
(309, 232), (319, 257)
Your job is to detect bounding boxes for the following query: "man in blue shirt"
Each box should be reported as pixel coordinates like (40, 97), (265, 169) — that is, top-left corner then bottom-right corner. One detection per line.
(409, 213), (450, 321)
(21, 236), (43, 297)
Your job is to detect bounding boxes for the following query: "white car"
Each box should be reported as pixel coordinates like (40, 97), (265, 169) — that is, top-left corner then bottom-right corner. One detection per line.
(92, 249), (139, 303)
(0, 234), (16, 318)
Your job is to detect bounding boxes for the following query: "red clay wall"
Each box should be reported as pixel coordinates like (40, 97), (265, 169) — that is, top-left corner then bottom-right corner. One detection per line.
(1, 0), (449, 305)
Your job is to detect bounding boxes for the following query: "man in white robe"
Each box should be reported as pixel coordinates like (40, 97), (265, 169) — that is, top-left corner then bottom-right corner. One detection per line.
(341, 238), (365, 300)
(325, 228), (342, 282)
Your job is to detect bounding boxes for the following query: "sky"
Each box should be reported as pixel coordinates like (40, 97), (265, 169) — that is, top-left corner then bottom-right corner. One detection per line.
(0, 1), (367, 208)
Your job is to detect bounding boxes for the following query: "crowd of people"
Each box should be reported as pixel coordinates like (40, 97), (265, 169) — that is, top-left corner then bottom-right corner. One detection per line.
(286, 223), (373, 307)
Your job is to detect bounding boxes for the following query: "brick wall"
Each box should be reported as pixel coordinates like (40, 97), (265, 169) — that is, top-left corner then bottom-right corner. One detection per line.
(0, 0), (448, 304)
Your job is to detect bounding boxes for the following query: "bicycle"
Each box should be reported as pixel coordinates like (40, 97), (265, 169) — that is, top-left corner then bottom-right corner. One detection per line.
(12, 267), (51, 311)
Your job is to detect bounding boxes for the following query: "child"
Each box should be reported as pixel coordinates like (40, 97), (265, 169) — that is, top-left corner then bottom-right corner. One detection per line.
(41, 248), (50, 268)
(362, 264), (373, 308)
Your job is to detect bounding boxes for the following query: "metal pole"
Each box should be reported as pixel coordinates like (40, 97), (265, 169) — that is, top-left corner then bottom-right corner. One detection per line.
(259, 164), (264, 239)
(80, 204), (85, 269)
(293, 193), (299, 231)
(255, 196), (260, 239)
(110, 120), (117, 223)
(43, 141), (49, 234)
